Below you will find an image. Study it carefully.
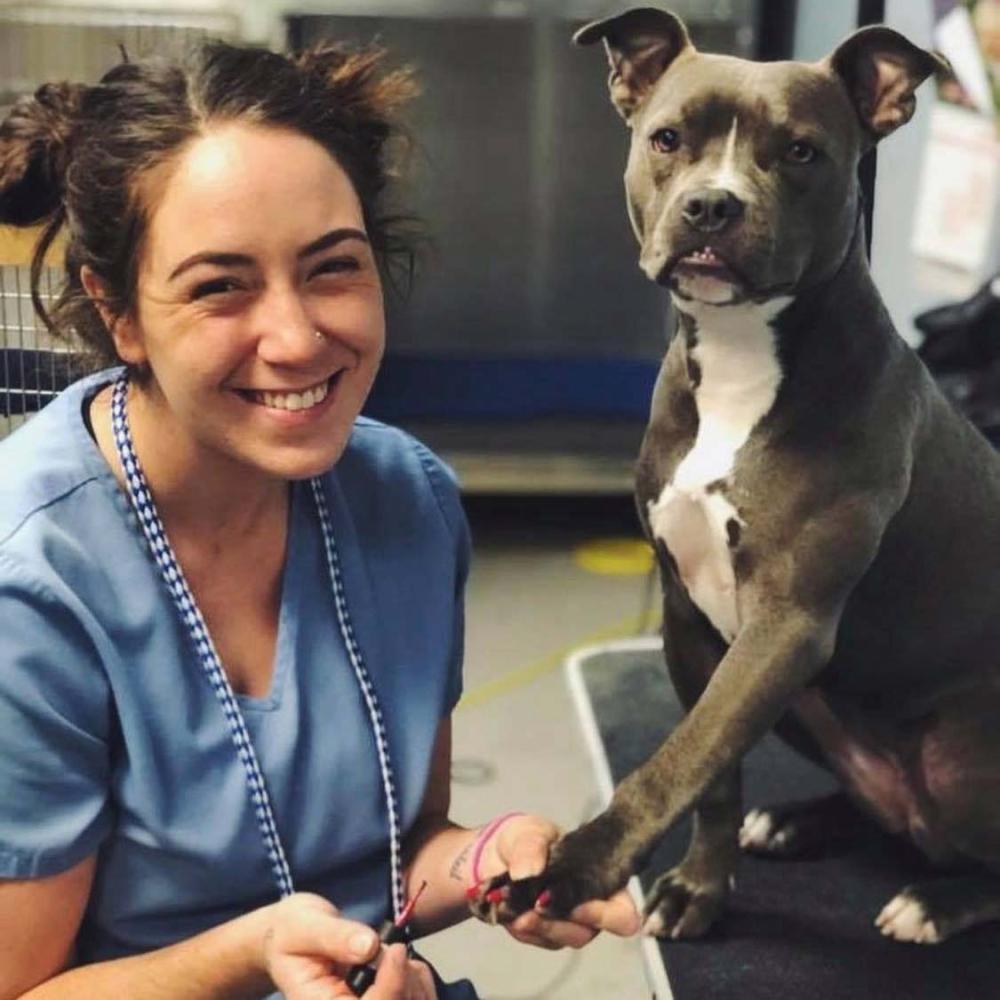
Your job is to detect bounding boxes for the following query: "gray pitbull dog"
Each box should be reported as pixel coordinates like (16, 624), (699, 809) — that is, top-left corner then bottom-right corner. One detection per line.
(487, 8), (1000, 945)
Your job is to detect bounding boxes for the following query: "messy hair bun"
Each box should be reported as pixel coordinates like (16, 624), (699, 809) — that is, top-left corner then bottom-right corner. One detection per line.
(0, 41), (419, 372)
(0, 81), (86, 226)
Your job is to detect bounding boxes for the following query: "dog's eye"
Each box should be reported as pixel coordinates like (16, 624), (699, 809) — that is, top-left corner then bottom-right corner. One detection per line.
(786, 140), (819, 164)
(650, 128), (680, 153)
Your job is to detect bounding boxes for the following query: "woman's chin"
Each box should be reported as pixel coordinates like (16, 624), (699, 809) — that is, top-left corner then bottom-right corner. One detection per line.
(260, 441), (351, 482)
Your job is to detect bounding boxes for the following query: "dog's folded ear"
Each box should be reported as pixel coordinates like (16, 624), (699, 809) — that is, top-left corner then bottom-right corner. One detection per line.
(828, 26), (950, 144)
(573, 7), (692, 121)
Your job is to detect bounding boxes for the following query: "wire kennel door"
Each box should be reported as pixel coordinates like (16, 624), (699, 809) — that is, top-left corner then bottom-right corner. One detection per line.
(0, 258), (71, 437)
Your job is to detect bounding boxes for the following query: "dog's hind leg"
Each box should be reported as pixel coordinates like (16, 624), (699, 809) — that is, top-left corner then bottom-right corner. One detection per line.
(739, 708), (872, 860)
(874, 686), (1000, 943)
(740, 790), (872, 860)
(877, 873), (1000, 943)
(643, 766), (742, 939)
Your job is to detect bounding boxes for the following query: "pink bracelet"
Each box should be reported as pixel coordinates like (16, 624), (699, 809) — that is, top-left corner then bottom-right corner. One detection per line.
(470, 811), (526, 885)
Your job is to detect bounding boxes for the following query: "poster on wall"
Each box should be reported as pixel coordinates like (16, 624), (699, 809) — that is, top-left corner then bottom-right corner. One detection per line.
(911, 0), (1000, 275)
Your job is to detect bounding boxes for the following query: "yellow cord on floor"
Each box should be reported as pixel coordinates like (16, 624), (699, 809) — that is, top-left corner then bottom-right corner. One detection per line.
(457, 610), (660, 712)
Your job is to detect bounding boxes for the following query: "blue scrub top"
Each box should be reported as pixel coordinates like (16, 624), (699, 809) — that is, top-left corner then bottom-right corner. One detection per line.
(0, 370), (471, 988)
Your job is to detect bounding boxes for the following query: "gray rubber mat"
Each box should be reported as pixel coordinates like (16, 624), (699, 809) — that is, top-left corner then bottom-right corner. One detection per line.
(576, 642), (1000, 1000)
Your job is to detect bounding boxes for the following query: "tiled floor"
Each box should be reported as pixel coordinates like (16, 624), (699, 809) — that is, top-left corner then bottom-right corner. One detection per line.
(418, 496), (659, 999)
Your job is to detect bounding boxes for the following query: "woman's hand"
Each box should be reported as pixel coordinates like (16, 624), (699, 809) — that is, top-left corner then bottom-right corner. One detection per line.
(261, 893), (438, 999)
(486, 815), (641, 949)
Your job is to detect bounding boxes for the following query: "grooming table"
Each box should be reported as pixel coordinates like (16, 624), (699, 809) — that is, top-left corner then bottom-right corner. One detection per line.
(568, 637), (1000, 1000)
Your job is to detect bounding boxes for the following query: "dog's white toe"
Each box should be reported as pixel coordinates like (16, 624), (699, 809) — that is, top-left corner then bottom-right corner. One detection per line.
(642, 910), (666, 937)
(739, 808), (775, 849)
(876, 891), (940, 944)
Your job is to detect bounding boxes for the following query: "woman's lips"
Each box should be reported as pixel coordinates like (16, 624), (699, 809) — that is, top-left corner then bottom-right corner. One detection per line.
(234, 371), (345, 413)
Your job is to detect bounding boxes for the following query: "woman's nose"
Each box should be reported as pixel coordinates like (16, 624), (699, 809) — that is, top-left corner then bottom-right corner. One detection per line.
(252, 286), (321, 361)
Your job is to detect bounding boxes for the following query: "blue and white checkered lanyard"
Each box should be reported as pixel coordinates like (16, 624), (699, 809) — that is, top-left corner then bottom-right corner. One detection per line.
(110, 372), (405, 918)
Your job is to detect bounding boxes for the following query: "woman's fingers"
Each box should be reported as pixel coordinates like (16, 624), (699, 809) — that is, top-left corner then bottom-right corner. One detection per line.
(364, 944), (409, 998)
(567, 889), (641, 937)
(263, 893), (384, 1000)
(508, 909), (597, 950)
(502, 887), (641, 949)
(495, 816), (560, 880)
(262, 896), (437, 1000)
(362, 947), (437, 1000)
(272, 906), (379, 966)
(407, 958), (438, 1000)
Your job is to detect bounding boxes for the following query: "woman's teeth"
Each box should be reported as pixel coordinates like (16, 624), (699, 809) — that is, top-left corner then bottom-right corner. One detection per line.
(254, 379), (330, 411)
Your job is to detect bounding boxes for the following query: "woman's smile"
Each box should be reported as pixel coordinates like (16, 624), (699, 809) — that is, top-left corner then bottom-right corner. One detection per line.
(241, 372), (339, 412)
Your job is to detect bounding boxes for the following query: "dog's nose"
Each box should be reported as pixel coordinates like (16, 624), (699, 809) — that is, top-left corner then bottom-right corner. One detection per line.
(681, 188), (745, 233)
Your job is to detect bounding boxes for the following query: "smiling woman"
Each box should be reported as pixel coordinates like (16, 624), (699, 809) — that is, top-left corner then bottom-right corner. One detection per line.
(0, 39), (639, 1000)
(82, 122), (387, 485)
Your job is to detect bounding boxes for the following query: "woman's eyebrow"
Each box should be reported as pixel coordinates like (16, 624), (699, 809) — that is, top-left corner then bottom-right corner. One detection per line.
(298, 227), (369, 259)
(167, 228), (370, 282)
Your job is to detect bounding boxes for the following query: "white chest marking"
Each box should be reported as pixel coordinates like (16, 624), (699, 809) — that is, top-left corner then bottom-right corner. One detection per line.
(648, 296), (790, 641)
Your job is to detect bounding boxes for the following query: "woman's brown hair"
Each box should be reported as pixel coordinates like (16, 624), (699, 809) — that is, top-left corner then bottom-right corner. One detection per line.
(0, 41), (418, 371)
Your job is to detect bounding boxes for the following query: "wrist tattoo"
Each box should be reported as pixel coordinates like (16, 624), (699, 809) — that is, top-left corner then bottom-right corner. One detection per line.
(449, 839), (474, 882)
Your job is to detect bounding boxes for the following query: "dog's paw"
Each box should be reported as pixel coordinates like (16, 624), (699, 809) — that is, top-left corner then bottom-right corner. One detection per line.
(500, 811), (635, 919)
(642, 866), (728, 940)
(740, 794), (864, 860)
(467, 872), (520, 925)
(874, 876), (1000, 944)
(739, 808), (792, 854)
(876, 887), (941, 944)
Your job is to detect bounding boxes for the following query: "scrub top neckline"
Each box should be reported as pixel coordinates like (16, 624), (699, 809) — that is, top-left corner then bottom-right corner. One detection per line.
(72, 368), (298, 712)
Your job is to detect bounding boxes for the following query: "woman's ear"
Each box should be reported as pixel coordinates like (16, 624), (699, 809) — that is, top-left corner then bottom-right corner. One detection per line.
(80, 265), (146, 365)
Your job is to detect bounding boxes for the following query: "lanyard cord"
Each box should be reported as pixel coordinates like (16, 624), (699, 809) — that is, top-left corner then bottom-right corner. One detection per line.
(110, 374), (404, 917)
(310, 477), (404, 917)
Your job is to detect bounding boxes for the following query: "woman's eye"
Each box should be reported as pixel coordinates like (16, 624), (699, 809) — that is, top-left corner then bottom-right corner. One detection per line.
(650, 128), (681, 153)
(191, 277), (242, 300)
(786, 140), (819, 164)
(310, 257), (360, 278)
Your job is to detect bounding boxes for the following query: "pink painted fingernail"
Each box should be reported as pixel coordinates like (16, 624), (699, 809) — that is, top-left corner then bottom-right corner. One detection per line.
(536, 889), (552, 908)
(486, 888), (505, 905)
(466, 884), (481, 900)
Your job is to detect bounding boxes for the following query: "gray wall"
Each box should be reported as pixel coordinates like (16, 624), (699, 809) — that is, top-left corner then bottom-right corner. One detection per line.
(792, 0), (967, 345)
(792, 0), (857, 59)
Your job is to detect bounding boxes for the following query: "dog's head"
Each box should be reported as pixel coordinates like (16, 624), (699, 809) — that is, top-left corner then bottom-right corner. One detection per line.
(575, 8), (947, 306)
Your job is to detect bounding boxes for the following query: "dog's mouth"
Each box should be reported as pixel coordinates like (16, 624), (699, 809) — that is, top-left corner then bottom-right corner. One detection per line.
(672, 246), (743, 282)
(662, 245), (748, 305)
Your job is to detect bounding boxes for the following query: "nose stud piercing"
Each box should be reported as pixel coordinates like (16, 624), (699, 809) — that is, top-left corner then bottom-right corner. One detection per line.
(314, 329), (325, 341)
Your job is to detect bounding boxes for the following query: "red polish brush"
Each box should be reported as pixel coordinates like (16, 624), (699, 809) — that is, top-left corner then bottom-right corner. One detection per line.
(346, 881), (428, 996)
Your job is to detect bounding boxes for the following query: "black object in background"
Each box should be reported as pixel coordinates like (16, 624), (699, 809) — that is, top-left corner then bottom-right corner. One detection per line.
(915, 275), (1000, 446)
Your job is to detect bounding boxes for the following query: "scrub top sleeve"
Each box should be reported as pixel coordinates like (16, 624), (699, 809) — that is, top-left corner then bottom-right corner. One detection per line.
(411, 443), (471, 714)
(445, 536), (469, 714)
(0, 552), (113, 878)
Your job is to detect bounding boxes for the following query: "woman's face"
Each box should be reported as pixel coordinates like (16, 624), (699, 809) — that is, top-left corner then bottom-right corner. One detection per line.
(117, 121), (385, 481)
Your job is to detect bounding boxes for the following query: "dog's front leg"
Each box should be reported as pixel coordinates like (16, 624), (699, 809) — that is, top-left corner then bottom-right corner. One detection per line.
(642, 577), (742, 939)
(642, 764), (742, 938)
(510, 609), (839, 916)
